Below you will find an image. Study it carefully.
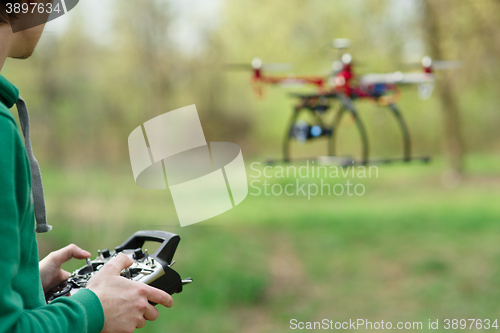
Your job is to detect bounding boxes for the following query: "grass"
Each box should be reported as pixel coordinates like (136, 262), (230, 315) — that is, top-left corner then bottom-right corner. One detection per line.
(37, 154), (500, 332)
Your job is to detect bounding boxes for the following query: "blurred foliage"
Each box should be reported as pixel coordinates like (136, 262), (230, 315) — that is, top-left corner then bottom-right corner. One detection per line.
(1, 0), (499, 167)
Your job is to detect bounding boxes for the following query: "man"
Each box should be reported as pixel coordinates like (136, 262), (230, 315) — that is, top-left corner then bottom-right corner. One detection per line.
(0, 1), (173, 332)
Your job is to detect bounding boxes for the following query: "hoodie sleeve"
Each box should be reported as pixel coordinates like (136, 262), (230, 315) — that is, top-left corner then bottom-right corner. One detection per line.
(0, 112), (105, 333)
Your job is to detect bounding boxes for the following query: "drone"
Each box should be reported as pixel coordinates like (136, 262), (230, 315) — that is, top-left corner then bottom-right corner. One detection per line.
(227, 38), (460, 165)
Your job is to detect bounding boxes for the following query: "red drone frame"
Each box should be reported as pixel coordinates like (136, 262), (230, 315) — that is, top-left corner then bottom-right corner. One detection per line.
(230, 39), (456, 165)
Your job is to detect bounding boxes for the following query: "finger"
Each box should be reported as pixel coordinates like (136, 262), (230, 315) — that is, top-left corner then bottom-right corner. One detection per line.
(146, 286), (173, 308)
(98, 253), (133, 276)
(136, 317), (146, 329)
(61, 269), (71, 281)
(143, 303), (159, 321)
(51, 244), (91, 264)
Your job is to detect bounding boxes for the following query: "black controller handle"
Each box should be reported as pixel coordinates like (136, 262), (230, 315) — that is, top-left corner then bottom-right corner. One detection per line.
(116, 230), (180, 265)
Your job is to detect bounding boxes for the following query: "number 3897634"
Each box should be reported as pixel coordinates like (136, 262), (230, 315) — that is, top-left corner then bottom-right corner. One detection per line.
(6, 2), (62, 14)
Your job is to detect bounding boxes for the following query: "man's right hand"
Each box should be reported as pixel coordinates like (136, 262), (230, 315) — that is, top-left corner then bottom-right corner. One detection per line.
(86, 254), (173, 333)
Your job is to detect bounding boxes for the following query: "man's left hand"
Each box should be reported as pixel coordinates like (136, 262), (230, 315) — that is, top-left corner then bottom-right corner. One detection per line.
(39, 244), (91, 293)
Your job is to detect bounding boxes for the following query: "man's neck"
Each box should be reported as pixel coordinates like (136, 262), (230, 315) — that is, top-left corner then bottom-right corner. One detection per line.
(0, 25), (14, 71)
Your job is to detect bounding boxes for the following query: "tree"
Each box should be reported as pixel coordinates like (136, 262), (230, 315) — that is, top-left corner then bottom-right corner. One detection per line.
(421, 0), (465, 173)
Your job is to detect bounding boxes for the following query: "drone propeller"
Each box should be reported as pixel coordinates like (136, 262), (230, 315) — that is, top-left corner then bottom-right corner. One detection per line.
(224, 58), (293, 72)
(404, 56), (463, 71)
(332, 38), (351, 50)
(430, 60), (463, 70)
(224, 63), (254, 71)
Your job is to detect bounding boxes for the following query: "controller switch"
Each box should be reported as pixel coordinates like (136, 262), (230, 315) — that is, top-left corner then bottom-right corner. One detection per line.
(102, 249), (111, 258)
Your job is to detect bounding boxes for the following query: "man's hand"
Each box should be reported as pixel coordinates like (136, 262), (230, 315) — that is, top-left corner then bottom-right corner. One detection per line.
(39, 244), (91, 293)
(86, 254), (173, 333)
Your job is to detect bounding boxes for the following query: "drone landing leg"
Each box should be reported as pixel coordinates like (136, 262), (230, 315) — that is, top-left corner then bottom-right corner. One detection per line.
(283, 105), (301, 163)
(387, 104), (411, 162)
(333, 94), (369, 165)
(328, 106), (344, 157)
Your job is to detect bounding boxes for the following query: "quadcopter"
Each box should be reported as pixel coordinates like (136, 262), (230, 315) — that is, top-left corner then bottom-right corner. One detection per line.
(228, 38), (459, 165)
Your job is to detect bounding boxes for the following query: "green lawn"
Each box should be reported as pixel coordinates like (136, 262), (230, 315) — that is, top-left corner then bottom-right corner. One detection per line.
(37, 154), (500, 332)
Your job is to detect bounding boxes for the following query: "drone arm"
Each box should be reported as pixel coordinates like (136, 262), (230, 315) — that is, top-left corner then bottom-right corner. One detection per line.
(254, 74), (326, 90)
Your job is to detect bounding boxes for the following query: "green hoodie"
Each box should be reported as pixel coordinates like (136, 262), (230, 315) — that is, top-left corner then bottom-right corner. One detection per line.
(0, 75), (104, 333)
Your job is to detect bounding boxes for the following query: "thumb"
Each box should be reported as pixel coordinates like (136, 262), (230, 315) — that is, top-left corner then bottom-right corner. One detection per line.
(61, 269), (71, 281)
(99, 253), (133, 276)
(51, 244), (91, 264)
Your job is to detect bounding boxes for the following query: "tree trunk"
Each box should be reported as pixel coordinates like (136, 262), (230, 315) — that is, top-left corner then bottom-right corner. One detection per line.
(421, 0), (465, 173)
